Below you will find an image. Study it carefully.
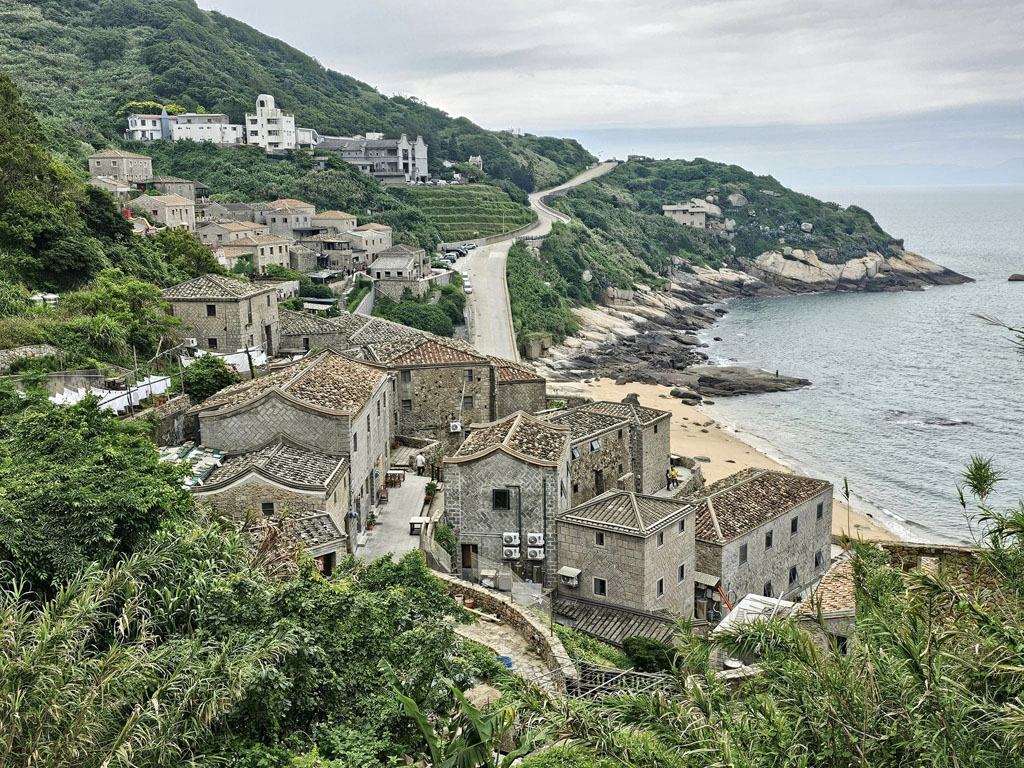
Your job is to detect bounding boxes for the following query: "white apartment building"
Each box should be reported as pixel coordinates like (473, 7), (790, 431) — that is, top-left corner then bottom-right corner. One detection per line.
(245, 94), (297, 151)
(172, 113), (244, 145)
(125, 110), (175, 141)
(315, 132), (429, 184)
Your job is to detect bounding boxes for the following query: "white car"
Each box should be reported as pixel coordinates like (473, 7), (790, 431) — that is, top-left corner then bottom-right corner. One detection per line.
(464, 285), (474, 294)
(462, 242), (477, 250)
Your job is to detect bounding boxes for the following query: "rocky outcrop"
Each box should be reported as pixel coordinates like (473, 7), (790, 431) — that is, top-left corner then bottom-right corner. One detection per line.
(1009, 274), (1024, 282)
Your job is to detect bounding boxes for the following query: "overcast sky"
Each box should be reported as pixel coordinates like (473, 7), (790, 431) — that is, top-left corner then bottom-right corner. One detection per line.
(200, 0), (1024, 186)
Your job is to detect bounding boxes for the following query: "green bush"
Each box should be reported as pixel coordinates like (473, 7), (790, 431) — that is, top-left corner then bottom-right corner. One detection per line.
(506, 240), (578, 346)
(177, 353), (242, 404)
(621, 636), (675, 672)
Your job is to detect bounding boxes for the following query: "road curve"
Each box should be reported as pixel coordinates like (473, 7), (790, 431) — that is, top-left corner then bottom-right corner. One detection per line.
(466, 161), (619, 361)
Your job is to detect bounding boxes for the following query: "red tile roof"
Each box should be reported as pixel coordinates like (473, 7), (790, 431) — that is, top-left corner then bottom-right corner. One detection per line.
(798, 560), (855, 615)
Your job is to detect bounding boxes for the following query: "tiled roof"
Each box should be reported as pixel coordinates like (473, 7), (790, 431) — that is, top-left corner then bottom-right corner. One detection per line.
(376, 244), (424, 256)
(553, 597), (678, 646)
(560, 490), (692, 536)
(202, 439), (348, 491)
(196, 349), (387, 415)
(370, 254), (417, 271)
(139, 175), (193, 184)
(388, 338), (487, 367)
(798, 559), (855, 616)
(584, 400), (670, 427)
(134, 193), (192, 206)
(249, 511), (346, 551)
(490, 357), (543, 383)
(314, 210), (356, 219)
(693, 469), (832, 544)
(90, 149), (150, 159)
(450, 411), (569, 465)
(300, 232), (352, 243)
(163, 274), (272, 300)
(354, 222), (391, 231)
(200, 220), (263, 232)
(225, 234), (290, 245)
(267, 198), (314, 209)
(543, 407), (629, 440)
(280, 309), (347, 336)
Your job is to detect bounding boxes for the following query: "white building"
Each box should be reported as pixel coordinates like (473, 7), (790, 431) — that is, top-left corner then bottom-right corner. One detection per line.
(125, 110), (175, 141)
(171, 113), (244, 145)
(315, 132), (429, 184)
(245, 94), (298, 151)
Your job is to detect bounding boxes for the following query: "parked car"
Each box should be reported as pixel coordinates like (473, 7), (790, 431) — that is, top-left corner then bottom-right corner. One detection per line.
(464, 285), (473, 294)
(444, 250), (463, 259)
(462, 242), (477, 250)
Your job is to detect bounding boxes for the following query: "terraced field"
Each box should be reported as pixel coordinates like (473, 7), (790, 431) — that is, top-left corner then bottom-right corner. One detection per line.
(402, 184), (537, 241)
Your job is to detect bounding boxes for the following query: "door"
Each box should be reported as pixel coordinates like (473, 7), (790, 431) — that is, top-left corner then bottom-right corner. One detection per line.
(461, 544), (478, 581)
(264, 324), (273, 356)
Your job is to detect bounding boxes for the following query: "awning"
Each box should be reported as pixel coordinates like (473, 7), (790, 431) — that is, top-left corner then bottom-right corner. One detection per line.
(694, 571), (721, 587)
(557, 566), (582, 579)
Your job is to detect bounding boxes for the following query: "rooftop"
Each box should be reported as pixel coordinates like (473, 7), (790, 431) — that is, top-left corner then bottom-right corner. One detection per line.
(371, 254), (418, 272)
(388, 338), (487, 367)
(139, 175), (194, 185)
(200, 220), (264, 232)
(582, 399), (670, 427)
(90, 149), (150, 160)
(162, 274), (273, 300)
(266, 198), (314, 209)
(491, 357), (544, 383)
(195, 349), (388, 416)
(314, 210), (356, 219)
(449, 411), (570, 466)
(132, 193), (193, 206)
(693, 469), (832, 544)
(797, 559), (855, 616)
(377, 243), (424, 257)
(201, 438), (348, 491)
(354, 222), (392, 231)
(280, 308), (347, 336)
(560, 490), (692, 536)
(543, 407), (630, 440)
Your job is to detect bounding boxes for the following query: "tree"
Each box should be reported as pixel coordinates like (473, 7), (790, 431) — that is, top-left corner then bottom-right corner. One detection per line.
(179, 353), (241, 404)
(154, 228), (227, 277)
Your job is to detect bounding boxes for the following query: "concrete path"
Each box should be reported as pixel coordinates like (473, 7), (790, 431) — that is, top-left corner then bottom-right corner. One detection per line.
(455, 618), (558, 691)
(358, 473), (429, 561)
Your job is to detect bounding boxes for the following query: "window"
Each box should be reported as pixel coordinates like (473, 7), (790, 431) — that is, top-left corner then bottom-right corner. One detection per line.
(353, 432), (358, 452)
(789, 565), (799, 585)
(739, 544), (748, 564)
(377, 400), (381, 417)
(464, 368), (474, 383)
(656, 579), (664, 598)
(618, 463), (623, 474)
(261, 502), (275, 516)
(678, 519), (686, 533)
(571, 447), (580, 461)
(492, 489), (511, 511)
(401, 398), (412, 412)
(400, 370), (411, 383)
(678, 563), (686, 582)
(593, 577), (607, 597)
(654, 424), (659, 433)
(765, 530), (773, 550)
(791, 516), (799, 535)
(462, 395), (473, 409)
(267, 295), (271, 306)
(572, 482), (579, 494)
(589, 439), (601, 452)
(763, 582), (774, 598)
(206, 304), (217, 317)
(618, 428), (623, 439)
(207, 338), (218, 350)
(816, 502), (824, 520)
(657, 531), (664, 547)
(814, 549), (824, 568)
(595, 531), (605, 547)
(303, 337), (310, 351)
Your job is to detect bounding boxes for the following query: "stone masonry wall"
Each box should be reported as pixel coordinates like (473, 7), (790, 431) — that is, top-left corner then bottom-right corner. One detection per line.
(397, 363), (492, 436)
(199, 396), (350, 454)
(495, 380), (547, 418)
(642, 512), (695, 615)
(567, 425), (632, 505)
(557, 523), (646, 607)
(171, 293), (279, 354)
(636, 417), (671, 495)
(279, 329), (347, 356)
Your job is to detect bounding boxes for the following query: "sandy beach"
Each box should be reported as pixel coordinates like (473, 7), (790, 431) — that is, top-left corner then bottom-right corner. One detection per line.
(550, 377), (898, 542)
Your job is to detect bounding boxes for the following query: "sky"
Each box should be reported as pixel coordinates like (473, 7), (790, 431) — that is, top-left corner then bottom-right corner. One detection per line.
(199, 0), (1024, 187)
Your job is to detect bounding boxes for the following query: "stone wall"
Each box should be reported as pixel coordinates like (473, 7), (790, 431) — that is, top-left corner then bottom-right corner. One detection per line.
(557, 523), (645, 606)
(170, 292), (280, 355)
(567, 425), (632, 505)
(374, 279), (428, 303)
(495, 380), (547, 419)
(435, 572), (579, 690)
(279, 329), (348, 356)
(876, 541), (981, 572)
(643, 513), (695, 616)
(397, 363), (492, 435)
(130, 394), (192, 445)
(0, 344), (63, 372)
(635, 417), (671, 495)
(198, 395), (351, 453)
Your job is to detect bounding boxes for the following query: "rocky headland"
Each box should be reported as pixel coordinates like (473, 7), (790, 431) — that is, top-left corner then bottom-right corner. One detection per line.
(533, 247), (970, 398)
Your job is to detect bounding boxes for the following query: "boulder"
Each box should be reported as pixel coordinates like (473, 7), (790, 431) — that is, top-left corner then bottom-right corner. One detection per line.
(670, 387), (701, 403)
(727, 193), (748, 207)
(1010, 274), (1024, 282)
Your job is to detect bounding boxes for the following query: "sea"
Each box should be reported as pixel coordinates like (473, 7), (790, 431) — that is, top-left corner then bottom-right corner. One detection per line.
(700, 186), (1024, 543)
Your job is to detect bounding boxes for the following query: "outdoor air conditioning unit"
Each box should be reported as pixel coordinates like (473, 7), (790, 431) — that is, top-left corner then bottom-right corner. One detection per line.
(502, 532), (520, 546)
(183, 337), (198, 348)
(526, 532), (544, 547)
(449, 421), (462, 433)
(502, 547), (521, 560)
(559, 573), (579, 588)
(527, 548), (545, 561)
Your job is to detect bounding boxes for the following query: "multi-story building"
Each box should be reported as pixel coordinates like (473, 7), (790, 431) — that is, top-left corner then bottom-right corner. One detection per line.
(88, 150), (153, 183)
(297, 233), (362, 272)
(189, 350), (392, 542)
(370, 244), (427, 280)
(443, 412), (572, 588)
(253, 198), (316, 239)
(543, 408), (634, 504)
(557, 490), (695, 616)
(196, 220), (271, 246)
(694, 469), (833, 612)
(171, 113), (243, 144)
(214, 235), (291, 274)
(128, 193), (195, 232)
(124, 110), (175, 141)
(661, 198), (722, 229)
(245, 94), (297, 151)
(315, 132), (429, 184)
(162, 274), (280, 355)
(310, 210), (358, 233)
(134, 176), (197, 202)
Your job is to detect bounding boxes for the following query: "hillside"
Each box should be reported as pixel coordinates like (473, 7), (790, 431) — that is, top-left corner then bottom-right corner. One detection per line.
(400, 184), (537, 241)
(0, 0), (595, 189)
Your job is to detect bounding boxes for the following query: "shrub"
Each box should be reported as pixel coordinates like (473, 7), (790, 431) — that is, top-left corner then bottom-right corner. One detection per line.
(177, 353), (242, 404)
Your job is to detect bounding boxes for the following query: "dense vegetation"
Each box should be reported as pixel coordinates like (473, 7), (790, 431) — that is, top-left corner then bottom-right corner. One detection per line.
(0, 0), (593, 190)
(506, 240), (578, 348)
(373, 278), (467, 338)
(400, 184), (537, 242)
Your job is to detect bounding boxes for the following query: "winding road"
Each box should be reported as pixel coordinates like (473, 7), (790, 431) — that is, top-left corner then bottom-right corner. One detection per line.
(464, 161), (618, 361)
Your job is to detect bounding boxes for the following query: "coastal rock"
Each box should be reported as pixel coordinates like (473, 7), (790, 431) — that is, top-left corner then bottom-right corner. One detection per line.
(683, 366), (811, 396)
(727, 193), (748, 207)
(1010, 274), (1024, 282)
(670, 387), (701, 403)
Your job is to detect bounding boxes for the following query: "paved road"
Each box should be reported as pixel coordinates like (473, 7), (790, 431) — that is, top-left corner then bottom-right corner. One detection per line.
(465, 162), (619, 361)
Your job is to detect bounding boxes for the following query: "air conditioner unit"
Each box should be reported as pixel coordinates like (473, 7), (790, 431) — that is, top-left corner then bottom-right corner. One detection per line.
(526, 532), (544, 547)
(559, 573), (579, 588)
(183, 337), (198, 348)
(502, 547), (521, 560)
(527, 548), (545, 561)
(449, 421), (462, 433)
(502, 532), (520, 546)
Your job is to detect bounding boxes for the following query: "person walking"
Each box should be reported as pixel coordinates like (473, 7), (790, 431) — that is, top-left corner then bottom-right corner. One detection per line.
(666, 468), (672, 491)
(415, 452), (426, 477)
(670, 467), (679, 489)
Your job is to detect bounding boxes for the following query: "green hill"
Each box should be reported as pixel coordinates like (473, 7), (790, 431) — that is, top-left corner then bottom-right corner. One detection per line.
(0, 0), (594, 190)
(400, 185), (537, 241)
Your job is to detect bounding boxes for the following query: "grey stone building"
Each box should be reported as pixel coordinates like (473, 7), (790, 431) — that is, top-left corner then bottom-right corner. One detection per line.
(190, 438), (350, 569)
(298, 232), (363, 271)
(444, 412), (571, 588)
(543, 408), (634, 504)
(163, 274), (280, 355)
(253, 198), (317, 239)
(88, 149), (152, 183)
(694, 469), (833, 611)
(197, 220), (270, 246)
(128, 193), (195, 232)
(491, 358), (548, 418)
(576, 399), (671, 495)
(557, 490), (695, 616)
(134, 175), (197, 201)
(189, 349), (392, 543)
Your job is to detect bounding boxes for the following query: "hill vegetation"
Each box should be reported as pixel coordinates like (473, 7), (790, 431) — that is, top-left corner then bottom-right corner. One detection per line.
(400, 184), (537, 241)
(0, 0), (594, 190)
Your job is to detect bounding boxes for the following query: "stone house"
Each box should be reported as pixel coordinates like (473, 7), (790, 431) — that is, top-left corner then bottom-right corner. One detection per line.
(190, 437), (350, 569)
(694, 469), (833, 610)
(189, 350), (392, 543)
(134, 175), (197, 201)
(310, 210), (358, 233)
(350, 223), (393, 257)
(557, 490), (695, 616)
(491, 358), (547, 418)
(298, 233), (363, 271)
(162, 274), (280, 355)
(129, 193), (195, 232)
(570, 400), (671, 495)
(253, 198), (316, 239)
(88, 149), (153, 183)
(795, 558), (855, 653)
(444, 412), (572, 588)
(543, 408), (634, 504)
(214, 235), (291, 274)
(371, 245), (431, 301)
(201, 202), (257, 222)
(197, 220), (271, 247)
(87, 176), (132, 200)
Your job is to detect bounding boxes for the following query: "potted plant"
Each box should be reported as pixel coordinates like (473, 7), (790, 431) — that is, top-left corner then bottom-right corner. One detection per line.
(424, 481), (437, 505)
(366, 513), (376, 531)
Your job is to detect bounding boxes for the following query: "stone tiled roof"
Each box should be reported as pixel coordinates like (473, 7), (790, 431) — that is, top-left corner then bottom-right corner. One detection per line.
(250, 511), (346, 551)
(543, 407), (629, 440)
(389, 338), (487, 367)
(202, 438), (348, 491)
(553, 597), (678, 646)
(450, 411), (569, 466)
(354, 222), (391, 231)
(376, 244), (424, 257)
(798, 559), (855, 616)
(693, 469), (832, 544)
(90, 149), (150, 159)
(299, 232), (352, 243)
(200, 220), (263, 232)
(139, 175), (193, 184)
(370, 254), (417, 271)
(560, 490), (692, 536)
(225, 234), (290, 246)
(163, 274), (272, 300)
(280, 309), (347, 336)
(267, 198), (314, 209)
(196, 350), (387, 415)
(584, 400), (670, 427)
(314, 210), (356, 219)
(490, 357), (543, 383)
